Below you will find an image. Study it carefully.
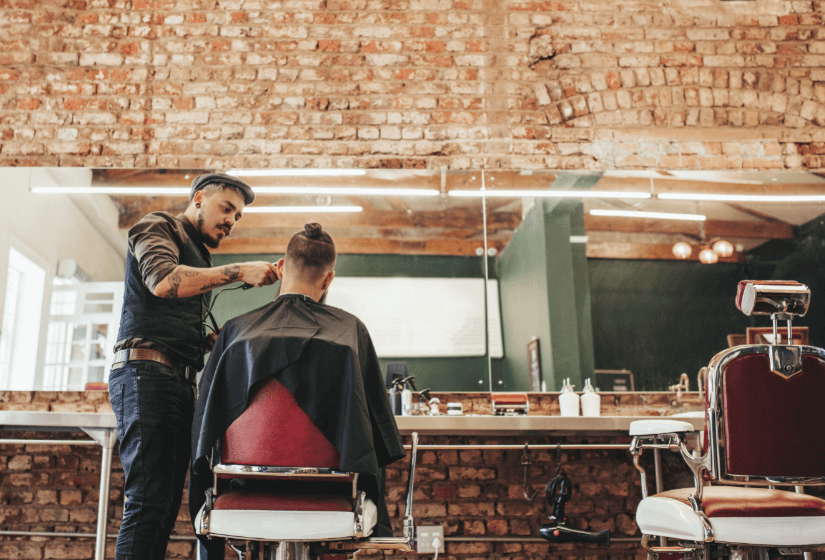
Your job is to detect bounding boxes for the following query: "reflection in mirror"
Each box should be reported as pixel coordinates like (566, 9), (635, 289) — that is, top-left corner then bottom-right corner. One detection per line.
(1, 168), (492, 392)
(8, 168), (825, 394)
(483, 170), (825, 392)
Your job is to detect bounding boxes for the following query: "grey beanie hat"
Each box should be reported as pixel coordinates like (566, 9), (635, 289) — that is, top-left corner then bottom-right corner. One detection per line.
(190, 173), (255, 205)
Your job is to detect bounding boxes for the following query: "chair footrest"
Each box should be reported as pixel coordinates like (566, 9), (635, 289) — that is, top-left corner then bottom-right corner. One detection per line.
(196, 495), (378, 541)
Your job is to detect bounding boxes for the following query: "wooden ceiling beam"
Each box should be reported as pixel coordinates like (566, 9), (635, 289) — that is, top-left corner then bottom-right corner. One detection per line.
(213, 236), (505, 256)
(723, 203), (792, 225)
(586, 242), (747, 263)
(584, 215), (794, 239)
(216, 236), (748, 263)
(594, 175), (825, 196)
(116, 203), (521, 231)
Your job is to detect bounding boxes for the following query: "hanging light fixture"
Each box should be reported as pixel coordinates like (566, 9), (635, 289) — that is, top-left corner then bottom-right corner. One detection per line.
(712, 239), (735, 258)
(672, 242), (692, 259)
(698, 247), (719, 264)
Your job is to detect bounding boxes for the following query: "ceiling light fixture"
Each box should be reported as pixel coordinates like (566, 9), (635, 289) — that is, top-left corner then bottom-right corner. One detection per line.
(698, 247), (719, 264)
(589, 209), (706, 221)
(252, 187), (439, 196)
(32, 186), (190, 195)
(30, 186), (438, 197)
(226, 169), (367, 177)
(658, 193), (825, 202)
(244, 206), (363, 213)
(672, 242), (692, 259)
(712, 239), (735, 258)
(448, 190), (651, 199)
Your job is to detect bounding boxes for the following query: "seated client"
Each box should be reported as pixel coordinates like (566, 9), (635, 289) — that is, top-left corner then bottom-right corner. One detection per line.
(189, 223), (405, 558)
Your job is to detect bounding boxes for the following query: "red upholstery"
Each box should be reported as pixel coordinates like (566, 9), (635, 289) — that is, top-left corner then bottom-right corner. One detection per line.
(222, 378), (340, 468)
(213, 489), (352, 512)
(723, 354), (825, 477)
(656, 487), (825, 518)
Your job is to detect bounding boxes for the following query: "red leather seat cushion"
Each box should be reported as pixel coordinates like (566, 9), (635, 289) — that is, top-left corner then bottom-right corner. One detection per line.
(213, 489), (353, 512)
(656, 486), (825, 518)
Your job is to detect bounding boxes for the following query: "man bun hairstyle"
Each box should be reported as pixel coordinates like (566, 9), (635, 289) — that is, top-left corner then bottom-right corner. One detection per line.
(286, 223), (336, 280)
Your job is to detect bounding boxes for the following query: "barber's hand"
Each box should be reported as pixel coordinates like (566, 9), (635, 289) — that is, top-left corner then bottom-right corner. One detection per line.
(205, 331), (219, 352)
(240, 261), (279, 287)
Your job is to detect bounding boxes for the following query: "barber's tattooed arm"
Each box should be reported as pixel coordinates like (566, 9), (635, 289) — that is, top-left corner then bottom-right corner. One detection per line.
(153, 262), (279, 299)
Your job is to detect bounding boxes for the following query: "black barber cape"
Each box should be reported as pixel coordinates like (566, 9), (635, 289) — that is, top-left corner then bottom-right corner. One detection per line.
(189, 293), (406, 539)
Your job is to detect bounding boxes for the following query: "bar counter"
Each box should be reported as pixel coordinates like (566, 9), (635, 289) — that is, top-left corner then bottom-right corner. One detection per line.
(395, 414), (703, 436)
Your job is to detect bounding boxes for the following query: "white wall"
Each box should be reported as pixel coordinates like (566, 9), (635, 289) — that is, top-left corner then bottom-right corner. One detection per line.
(0, 169), (127, 371)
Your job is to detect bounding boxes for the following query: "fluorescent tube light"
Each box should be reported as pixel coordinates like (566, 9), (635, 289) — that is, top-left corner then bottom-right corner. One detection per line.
(244, 206), (363, 213)
(32, 186), (190, 195)
(31, 186), (437, 197)
(226, 169), (367, 177)
(448, 190), (651, 199)
(590, 209), (706, 221)
(251, 187), (438, 196)
(569, 236), (589, 243)
(658, 193), (825, 202)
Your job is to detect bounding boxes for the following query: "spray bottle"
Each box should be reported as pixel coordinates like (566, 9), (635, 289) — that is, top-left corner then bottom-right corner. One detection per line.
(401, 376), (417, 416)
(580, 378), (600, 417)
(559, 378), (580, 417)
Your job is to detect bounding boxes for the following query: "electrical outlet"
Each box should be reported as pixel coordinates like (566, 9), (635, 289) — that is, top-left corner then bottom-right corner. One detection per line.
(416, 525), (445, 554)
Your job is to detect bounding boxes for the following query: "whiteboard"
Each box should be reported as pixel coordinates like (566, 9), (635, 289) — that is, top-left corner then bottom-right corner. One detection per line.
(325, 278), (503, 358)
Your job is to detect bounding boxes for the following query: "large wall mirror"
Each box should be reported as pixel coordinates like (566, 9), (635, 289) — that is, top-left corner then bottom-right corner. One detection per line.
(1, 168), (823, 393)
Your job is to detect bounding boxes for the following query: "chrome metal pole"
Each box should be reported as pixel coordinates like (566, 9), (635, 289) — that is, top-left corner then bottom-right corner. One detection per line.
(444, 536), (640, 543)
(653, 436), (666, 548)
(795, 486), (814, 560)
(403, 444), (628, 450)
(95, 445), (113, 560)
(0, 439), (98, 445)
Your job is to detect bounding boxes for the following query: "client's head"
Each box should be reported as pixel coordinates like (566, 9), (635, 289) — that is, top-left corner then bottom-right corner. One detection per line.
(277, 223), (336, 303)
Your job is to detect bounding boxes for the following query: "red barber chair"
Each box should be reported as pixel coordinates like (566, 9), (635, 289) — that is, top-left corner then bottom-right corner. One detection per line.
(629, 281), (825, 559)
(195, 378), (418, 560)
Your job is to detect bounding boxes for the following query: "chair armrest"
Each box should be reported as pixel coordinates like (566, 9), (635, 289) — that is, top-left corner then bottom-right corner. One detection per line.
(629, 419), (695, 437)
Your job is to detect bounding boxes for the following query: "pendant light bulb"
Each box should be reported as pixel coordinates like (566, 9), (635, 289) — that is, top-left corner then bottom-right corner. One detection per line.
(672, 242), (692, 259)
(712, 239), (734, 258)
(698, 247), (719, 264)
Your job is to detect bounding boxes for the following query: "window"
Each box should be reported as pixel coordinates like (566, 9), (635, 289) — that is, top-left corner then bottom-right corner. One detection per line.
(42, 282), (123, 390)
(0, 247), (47, 390)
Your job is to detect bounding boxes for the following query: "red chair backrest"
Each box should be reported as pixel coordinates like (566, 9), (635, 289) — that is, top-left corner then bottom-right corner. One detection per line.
(221, 377), (340, 468)
(722, 353), (825, 478)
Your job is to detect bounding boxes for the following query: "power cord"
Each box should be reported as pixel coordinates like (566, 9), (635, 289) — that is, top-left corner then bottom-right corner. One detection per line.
(431, 536), (441, 560)
(202, 284), (246, 333)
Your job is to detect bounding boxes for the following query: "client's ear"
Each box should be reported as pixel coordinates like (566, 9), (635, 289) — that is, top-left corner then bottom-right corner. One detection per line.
(321, 270), (335, 291)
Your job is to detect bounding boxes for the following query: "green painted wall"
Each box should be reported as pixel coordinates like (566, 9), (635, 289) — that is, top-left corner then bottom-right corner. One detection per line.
(210, 252), (493, 392)
(588, 259), (751, 390)
(494, 200), (595, 392)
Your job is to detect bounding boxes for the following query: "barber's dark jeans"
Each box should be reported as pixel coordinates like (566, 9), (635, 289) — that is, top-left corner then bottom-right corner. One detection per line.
(109, 361), (195, 560)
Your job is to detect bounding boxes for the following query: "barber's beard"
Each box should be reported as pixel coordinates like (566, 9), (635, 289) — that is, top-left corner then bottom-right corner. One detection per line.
(196, 209), (220, 249)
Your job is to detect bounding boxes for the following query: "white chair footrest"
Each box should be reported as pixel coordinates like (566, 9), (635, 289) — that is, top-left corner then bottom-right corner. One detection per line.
(195, 499), (378, 542)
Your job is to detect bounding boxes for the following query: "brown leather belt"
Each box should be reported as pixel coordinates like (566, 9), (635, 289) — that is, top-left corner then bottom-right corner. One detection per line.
(112, 349), (197, 383)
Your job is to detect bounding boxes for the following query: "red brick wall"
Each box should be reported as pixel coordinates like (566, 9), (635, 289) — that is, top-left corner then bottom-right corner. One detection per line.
(0, 390), (700, 560)
(0, 0), (823, 169)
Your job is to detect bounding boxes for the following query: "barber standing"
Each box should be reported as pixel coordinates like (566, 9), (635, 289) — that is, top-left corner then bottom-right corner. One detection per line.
(108, 173), (278, 560)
